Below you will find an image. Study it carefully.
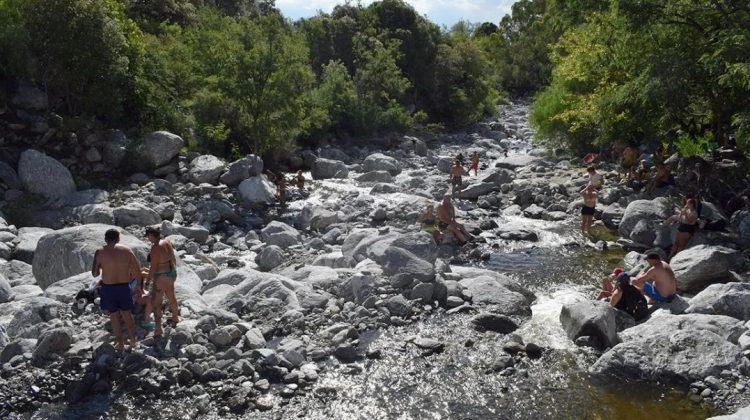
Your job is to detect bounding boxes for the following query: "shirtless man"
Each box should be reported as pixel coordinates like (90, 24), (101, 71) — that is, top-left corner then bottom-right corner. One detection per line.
(632, 253), (677, 304)
(92, 229), (141, 351)
(437, 194), (471, 244)
(450, 160), (466, 199)
(580, 185), (597, 237)
(144, 226), (179, 337)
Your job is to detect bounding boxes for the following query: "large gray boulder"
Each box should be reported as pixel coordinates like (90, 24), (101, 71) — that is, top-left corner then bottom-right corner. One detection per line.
(482, 169), (514, 185)
(560, 301), (619, 349)
(32, 224), (149, 290)
(311, 158), (348, 180)
(238, 176), (276, 206)
(13, 227), (54, 263)
(381, 247), (434, 288)
(189, 155), (225, 185)
(356, 171), (393, 183)
(260, 221), (301, 248)
(590, 313), (746, 383)
(670, 245), (743, 292)
(686, 282), (750, 321)
(618, 198), (672, 240)
(18, 150), (76, 200)
(136, 131), (184, 169)
(219, 155), (263, 186)
(113, 203), (161, 227)
(390, 232), (438, 264)
(461, 182), (499, 200)
(436, 156), (454, 174)
(44, 272), (94, 304)
(363, 153), (401, 175)
(459, 274), (534, 316)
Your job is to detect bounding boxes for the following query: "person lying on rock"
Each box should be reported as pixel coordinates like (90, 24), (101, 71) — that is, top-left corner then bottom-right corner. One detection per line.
(145, 226), (179, 337)
(596, 267), (623, 300)
(607, 272), (649, 322)
(450, 160), (467, 199)
(664, 198), (698, 261)
(91, 228), (141, 351)
(469, 152), (480, 176)
(580, 185), (597, 237)
(419, 203), (442, 244)
(437, 194), (471, 244)
(632, 253), (677, 305)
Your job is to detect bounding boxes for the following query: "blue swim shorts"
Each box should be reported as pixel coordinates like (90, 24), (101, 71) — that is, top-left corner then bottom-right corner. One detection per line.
(643, 282), (675, 303)
(100, 283), (135, 313)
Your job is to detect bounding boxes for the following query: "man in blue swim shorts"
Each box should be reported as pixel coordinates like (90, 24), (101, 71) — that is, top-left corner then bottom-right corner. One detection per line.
(633, 253), (677, 304)
(92, 229), (144, 351)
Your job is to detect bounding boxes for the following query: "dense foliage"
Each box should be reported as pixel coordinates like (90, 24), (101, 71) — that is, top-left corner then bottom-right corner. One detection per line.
(530, 0), (750, 155)
(0, 0), (513, 157)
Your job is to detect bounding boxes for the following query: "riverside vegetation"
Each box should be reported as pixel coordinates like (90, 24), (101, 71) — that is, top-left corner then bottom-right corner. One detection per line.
(0, 0), (750, 418)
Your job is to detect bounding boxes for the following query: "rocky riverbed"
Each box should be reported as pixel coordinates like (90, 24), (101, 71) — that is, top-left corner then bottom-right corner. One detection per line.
(0, 101), (749, 419)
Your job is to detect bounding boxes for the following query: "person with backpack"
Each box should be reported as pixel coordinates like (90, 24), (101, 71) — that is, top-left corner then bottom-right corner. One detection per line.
(609, 272), (649, 322)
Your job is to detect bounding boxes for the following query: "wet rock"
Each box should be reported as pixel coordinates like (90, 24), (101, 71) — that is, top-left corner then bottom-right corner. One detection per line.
(238, 176), (276, 206)
(522, 204), (545, 219)
(560, 301), (619, 350)
(32, 224), (149, 289)
(311, 158), (348, 180)
(414, 337), (444, 353)
(255, 245), (285, 271)
(525, 342), (543, 359)
(363, 153), (401, 175)
(333, 344), (359, 362)
(136, 131), (184, 169)
(495, 227), (538, 241)
(18, 150), (76, 199)
(189, 155), (225, 185)
(459, 273), (534, 316)
(113, 202), (161, 227)
(356, 171), (393, 183)
(471, 313), (518, 334)
(670, 245), (743, 293)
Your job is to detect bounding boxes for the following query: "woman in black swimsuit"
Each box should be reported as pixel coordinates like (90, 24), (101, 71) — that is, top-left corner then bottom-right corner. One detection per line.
(665, 198), (698, 261)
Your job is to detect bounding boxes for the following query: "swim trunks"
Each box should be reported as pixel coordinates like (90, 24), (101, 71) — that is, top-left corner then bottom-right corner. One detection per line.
(643, 282), (675, 303)
(677, 223), (697, 234)
(451, 176), (462, 186)
(581, 205), (595, 216)
(100, 283), (135, 313)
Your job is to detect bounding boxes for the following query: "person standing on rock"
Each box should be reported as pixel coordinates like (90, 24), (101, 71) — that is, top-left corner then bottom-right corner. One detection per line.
(581, 165), (603, 191)
(450, 160), (466, 199)
(145, 226), (179, 337)
(91, 229), (141, 351)
(632, 253), (677, 304)
(580, 185), (597, 237)
(469, 152), (480, 176)
(438, 194), (471, 244)
(664, 198), (698, 261)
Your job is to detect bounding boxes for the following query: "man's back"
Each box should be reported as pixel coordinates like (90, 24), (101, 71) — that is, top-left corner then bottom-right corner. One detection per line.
(650, 261), (677, 294)
(97, 245), (137, 284)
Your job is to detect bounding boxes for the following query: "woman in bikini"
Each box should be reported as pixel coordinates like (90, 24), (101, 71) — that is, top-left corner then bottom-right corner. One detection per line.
(665, 198), (698, 261)
(145, 225), (179, 336)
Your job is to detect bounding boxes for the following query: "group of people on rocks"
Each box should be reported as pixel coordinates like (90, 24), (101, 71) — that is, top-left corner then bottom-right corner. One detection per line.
(91, 226), (179, 351)
(596, 253), (678, 321)
(267, 170), (306, 207)
(419, 194), (473, 245)
(449, 151), (481, 199)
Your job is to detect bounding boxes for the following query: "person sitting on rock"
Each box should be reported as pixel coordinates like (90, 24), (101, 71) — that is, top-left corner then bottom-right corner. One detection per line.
(596, 267), (623, 300)
(632, 253), (677, 304)
(664, 198), (698, 261)
(419, 203), (442, 243)
(580, 185), (597, 237)
(145, 226), (179, 337)
(293, 170), (305, 190)
(621, 145), (641, 173)
(91, 229), (142, 351)
(450, 160), (467, 199)
(608, 272), (649, 322)
(469, 151), (480, 176)
(646, 163), (674, 194)
(437, 194), (471, 244)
